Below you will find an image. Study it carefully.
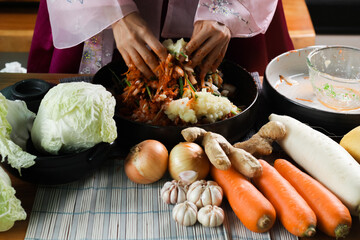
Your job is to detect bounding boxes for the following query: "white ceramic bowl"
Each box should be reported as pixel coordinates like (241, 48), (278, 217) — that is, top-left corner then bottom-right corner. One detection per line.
(263, 46), (360, 137)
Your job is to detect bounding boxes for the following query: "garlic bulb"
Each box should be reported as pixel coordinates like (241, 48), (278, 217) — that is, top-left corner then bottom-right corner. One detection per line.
(161, 180), (188, 205)
(187, 180), (223, 208)
(172, 201), (198, 226)
(197, 205), (225, 227)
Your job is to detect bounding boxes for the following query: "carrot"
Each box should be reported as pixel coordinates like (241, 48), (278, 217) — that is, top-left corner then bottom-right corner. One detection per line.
(211, 165), (276, 233)
(269, 114), (360, 216)
(252, 160), (317, 237)
(274, 159), (352, 238)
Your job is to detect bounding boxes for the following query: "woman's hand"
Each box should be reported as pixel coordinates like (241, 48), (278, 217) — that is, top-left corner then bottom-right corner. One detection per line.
(112, 12), (168, 79)
(185, 20), (231, 81)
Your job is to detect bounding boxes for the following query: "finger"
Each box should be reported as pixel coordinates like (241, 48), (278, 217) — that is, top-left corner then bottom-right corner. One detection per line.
(145, 35), (168, 62)
(127, 47), (154, 79)
(199, 70), (206, 84)
(118, 47), (132, 67)
(211, 41), (229, 72)
(185, 27), (209, 56)
(199, 40), (227, 80)
(189, 35), (219, 68)
(134, 42), (160, 74)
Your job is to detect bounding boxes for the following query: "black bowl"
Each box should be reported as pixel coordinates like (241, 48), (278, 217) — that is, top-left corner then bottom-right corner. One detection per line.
(2, 141), (117, 185)
(1, 78), (120, 185)
(7, 78), (52, 113)
(263, 47), (360, 138)
(92, 59), (260, 149)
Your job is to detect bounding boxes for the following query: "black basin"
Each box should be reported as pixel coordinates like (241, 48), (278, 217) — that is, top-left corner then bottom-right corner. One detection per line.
(2, 141), (117, 185)
(92, 59), (260, 149)
(1, 78), (120, 185)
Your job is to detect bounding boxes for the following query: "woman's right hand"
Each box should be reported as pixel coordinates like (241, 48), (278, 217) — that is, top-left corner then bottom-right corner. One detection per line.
(112, 12), (167, 79)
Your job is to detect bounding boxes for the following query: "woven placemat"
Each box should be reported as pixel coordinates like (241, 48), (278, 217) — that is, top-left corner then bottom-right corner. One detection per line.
(25, 158), (297, 240)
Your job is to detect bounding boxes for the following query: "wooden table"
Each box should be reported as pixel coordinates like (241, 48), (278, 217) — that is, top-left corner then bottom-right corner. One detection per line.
(0, 73), (359, 240)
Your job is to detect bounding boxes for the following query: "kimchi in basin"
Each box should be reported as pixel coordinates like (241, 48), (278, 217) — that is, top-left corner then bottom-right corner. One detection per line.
(92, 59), (260, 149)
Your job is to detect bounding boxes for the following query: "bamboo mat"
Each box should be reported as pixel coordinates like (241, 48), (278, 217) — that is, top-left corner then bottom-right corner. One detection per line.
(24, 158), (297, 240)
(24, 72), (298, 239)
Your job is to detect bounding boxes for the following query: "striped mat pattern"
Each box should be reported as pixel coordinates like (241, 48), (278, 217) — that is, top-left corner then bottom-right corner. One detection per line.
(24, 158), (298, 240)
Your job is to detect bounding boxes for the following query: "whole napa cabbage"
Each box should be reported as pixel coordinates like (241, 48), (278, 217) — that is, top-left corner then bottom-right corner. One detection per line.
(0, 93), (36, 172)
(0, 166), (26, 232)
(31, 82), (117, 155)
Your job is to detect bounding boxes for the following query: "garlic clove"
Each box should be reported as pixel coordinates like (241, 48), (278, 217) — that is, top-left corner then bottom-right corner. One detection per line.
(172, 201), (198, 226)
(179, 170), (198, 185)
(170, 185), (187, 204)
(200, 187), (213, 207)
(209, 183), (223, 207)
(162, 189), (172, 204)
(197, 205), (225, 227)
(161, 181), (173, 204)
(161, 180), (188, 205)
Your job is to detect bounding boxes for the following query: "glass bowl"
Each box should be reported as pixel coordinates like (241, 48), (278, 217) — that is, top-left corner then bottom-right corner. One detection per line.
(307, 46), (360, 111)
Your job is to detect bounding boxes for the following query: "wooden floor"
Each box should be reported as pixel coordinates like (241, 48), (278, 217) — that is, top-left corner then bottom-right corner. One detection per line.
(0, 0), (315, 52)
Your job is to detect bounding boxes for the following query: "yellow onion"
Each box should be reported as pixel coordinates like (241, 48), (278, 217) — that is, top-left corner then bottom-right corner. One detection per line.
(169, 142), (210, 181)
(124, 140), (168, 184)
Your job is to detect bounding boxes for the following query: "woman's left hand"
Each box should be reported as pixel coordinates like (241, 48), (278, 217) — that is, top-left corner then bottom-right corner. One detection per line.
(185, 20), (231, 81)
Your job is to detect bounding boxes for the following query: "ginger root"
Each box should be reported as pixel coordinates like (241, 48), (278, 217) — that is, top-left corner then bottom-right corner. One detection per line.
(181, 127), (262, 177)
(233, 121), (286, 156)
(182, 127), (207, 143)
(202, 132), (232, 170)
(228, 148), (262, 178)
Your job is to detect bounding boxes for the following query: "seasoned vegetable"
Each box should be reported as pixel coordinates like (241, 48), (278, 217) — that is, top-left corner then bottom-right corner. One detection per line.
(269, 114), (360, 216)
(274, 159), (352, 238)
(118, 39), (237, 126)
(0, 93), (36, 172)
(211, 166), (276, 233)
(31, 82), (117, 155)
(0, 166), (26, 232)
(253, 160), (317, 237)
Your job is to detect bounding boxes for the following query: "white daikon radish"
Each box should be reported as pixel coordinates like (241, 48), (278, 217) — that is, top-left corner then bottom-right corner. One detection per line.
(269, 113), (360, 216)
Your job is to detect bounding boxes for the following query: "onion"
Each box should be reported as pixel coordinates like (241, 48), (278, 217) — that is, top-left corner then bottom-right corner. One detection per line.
(169, 142), (210, 181)
(124, 140), (168, 184)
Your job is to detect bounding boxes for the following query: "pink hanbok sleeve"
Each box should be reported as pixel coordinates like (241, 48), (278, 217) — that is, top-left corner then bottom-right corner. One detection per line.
(195, 0), (278, 37)
(162, 0), (278, 38)
(47, 0), (138, 49)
